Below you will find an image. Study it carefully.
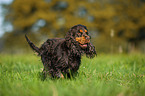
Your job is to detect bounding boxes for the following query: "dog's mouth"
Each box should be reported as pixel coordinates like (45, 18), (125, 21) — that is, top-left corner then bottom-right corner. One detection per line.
(75, 36), (90, 49)
(79, 43), (88, 49)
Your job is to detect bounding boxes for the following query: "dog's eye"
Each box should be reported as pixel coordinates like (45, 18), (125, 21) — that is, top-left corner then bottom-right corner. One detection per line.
(79, 30), (83, 33)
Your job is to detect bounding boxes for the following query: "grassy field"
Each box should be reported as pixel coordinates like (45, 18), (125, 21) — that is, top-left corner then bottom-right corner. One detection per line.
(0, 54), (145, 96)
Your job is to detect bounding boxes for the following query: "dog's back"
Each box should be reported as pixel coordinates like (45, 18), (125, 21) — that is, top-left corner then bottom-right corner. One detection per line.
(39, 38), (66, 55)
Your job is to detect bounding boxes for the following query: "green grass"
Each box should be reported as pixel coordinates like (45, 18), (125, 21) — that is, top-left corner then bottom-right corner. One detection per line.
(0, 54), (145, 96)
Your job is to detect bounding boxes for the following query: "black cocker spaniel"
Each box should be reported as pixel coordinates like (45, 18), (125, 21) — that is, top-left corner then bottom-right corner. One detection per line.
(25, 24), (97, 78)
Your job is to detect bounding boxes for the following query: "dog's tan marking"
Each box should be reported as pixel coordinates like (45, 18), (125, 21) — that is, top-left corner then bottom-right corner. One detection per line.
(76, 36), (90, 44)
(61, 73), (64, 78)
(79, 29), (83, 33)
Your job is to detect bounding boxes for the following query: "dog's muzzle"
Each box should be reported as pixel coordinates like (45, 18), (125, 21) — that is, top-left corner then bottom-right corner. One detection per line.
(75, 36), (90, 49)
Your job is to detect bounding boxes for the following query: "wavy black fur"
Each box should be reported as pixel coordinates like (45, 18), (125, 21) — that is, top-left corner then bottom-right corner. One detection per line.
(25, 24), (97, 78)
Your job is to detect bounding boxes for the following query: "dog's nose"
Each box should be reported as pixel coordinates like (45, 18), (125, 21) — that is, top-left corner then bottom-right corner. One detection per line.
(85, 36), (90, 40)
(83, 34), (90, 40)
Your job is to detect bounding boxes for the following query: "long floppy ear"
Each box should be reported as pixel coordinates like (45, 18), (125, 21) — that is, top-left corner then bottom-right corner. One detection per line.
(85, 42), (97, 58)
(65, 25), (84, 56)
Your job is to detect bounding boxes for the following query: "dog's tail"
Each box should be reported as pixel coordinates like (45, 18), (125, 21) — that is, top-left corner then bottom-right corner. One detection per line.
(25, 35), (40, 54)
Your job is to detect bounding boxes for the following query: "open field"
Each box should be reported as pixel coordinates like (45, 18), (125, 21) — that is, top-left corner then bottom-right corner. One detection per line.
(0, 54), (145, 96)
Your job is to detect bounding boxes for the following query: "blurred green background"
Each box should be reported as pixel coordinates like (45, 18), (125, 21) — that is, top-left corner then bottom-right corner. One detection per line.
(0, 0), (145, 54)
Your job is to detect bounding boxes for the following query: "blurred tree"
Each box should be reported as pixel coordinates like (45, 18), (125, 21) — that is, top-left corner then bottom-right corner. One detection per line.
(113, 0), (145, 52)
(1, 0), (145, 53)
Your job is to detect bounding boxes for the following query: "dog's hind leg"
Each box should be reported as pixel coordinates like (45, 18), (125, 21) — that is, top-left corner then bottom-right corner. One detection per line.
(41, 56), (52, 78)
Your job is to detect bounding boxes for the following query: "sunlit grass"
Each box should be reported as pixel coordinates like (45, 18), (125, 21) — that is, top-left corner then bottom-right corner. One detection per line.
(0, 54), (145, 96)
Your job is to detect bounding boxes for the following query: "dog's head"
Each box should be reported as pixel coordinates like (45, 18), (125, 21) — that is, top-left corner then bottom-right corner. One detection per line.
(65, 24), (97, 58)
(65, 24), (91, 49)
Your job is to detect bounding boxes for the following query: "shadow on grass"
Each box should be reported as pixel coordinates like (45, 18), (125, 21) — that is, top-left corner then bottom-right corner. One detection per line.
(37, 71), (79, 81)
(37, 72), (47, 81)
